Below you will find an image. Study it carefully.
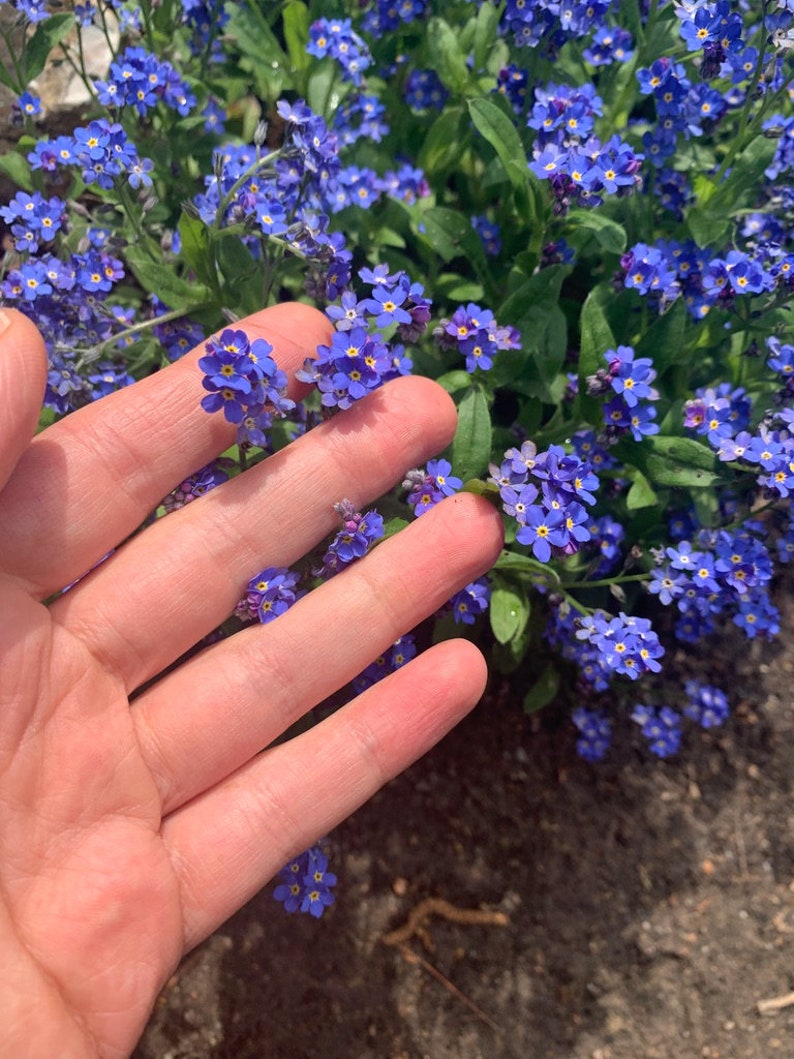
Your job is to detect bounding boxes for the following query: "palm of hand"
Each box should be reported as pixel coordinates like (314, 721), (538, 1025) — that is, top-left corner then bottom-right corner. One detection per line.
(2, 587), (184, 1056)
(0, 305), (502, 1058)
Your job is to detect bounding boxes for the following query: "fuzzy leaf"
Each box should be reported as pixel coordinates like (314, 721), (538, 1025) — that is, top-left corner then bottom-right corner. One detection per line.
(426, 16), (473, 95)
(626, 470), (658, 510)
(25, 13), (75, 84)
(523, 664), (560, 714)
(490, 579), (530, 645)
(451, 387), (492, 481)
(125, 245), (211, 310)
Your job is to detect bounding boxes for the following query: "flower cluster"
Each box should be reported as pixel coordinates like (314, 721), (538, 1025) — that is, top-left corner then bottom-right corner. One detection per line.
(352, 634), (417, 695)
(588, 345), (660, 442)
(0, 191), (64, 253)
(445, 578), (491, 626)
(621, 240), (782, 320)
(631, 704), (682, 758)
(490, 441), (600, 563)
(405, 70), (449, 111)
(682, 357), (794, 503)
(362, 0), (426, 37)
(94, 45), (196, 116)
(403, 459), (462, 517)
(312, 500), (384, 579)
(575, 611), (665, 684)
(528, 81), (643, 211)
(235, 567), (302, 625)
(160, 460), (235, 514)
(434, 303), (520, 373)
(5, 0), (794, 804)
(307, 18), (372, 85)
(199, 328), (294, 450)
(571, 707), (612, 762)
(297, 266), (430, 408)
(273, 845), (337, 918)
(503, 0), (613, 54)
(29, 118), (154, 190)
(648, 524), (779, 643)
(683, 681), (730, 729)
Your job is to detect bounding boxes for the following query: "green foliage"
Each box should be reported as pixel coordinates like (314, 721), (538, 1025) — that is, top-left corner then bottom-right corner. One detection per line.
(3, 0), (793, 754)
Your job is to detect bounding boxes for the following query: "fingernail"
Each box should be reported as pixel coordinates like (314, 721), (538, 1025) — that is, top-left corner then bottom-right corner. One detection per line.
(0, 310), (12, 336)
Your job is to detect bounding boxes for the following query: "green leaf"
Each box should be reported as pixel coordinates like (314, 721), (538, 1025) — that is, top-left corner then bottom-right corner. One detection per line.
(418, 106), (467, 181)
(498, 263), (570, 325)
(618, 0), (643, 40)
(25, 13), (75, 83)
(178, 212), (215, 288)
(692, 173), (719, 208)
(451, 387), (492, 481)
(471, 0), (501, 70)
(493, 550), (561, 585)
(626, 470), (658, 511)
(687, 136), (778, 247)
(226, 3), (289, 66)
(461, 478), (500, 500)
(467, 97), (528, 194)
(435, 369), (474, 394)
(579, 285), (616, 376)
(490, 579), (530, 645)
(488, 266), (570, 402)
(635, 299), (688, 374)
(566, 209), (627, 255)
(522, 664), (560, 715)
(646, 435), (716, 471)
(577, 285), (615, 424)
(382, 517), (410, 540)
(282, 0), (310, 73)
(215, 235), (262, 315)
(419, 207), (490, 285)
(620, 435), (719, 488)
(467, 96), (544, 223)
(306, 63), (339, 121)
(432, 273), (483, 301)
(0, 59), (18, 93)
(125, 245), (211, 310)
(426, 16), (473, 95)
(0, 149), (33, 191)
(225, 4), (292, 96)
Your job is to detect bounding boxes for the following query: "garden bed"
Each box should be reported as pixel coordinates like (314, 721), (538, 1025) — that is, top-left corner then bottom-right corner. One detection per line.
(136, 582), (794, 1059)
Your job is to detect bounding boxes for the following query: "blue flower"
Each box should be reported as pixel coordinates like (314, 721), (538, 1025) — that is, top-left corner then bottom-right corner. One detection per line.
(516, 506), (567, 562)
(632, 705), (682, 758)
(572, 707), (611, 762)
(684, 681), (730, 729)
(447, 578), (491, 625)
(273, 844), (336, 917)
(577, 611), (665, 681)
(313, 501), (384, 578)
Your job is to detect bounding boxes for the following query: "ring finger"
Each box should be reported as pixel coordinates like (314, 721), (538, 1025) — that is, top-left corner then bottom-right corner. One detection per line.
(132, 492), (504, 815)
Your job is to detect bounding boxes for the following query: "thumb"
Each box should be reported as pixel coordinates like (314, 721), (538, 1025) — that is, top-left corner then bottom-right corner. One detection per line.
(0, 309), (47, 492)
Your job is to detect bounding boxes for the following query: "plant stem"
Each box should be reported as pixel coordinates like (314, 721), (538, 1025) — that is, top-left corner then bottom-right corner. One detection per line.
(559, 572), (650, 590)
(76, 304), (204, 367)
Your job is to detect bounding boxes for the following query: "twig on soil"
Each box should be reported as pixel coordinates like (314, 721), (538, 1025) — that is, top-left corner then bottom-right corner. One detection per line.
(381, 898), (510, 1036)
(400, 947), (504, 1034)
(381, 896), (509, 947)
(757, 990), (794, 1016)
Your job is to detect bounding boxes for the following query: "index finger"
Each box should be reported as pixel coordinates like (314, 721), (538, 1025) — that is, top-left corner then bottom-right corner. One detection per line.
(0, 302), (331, 598)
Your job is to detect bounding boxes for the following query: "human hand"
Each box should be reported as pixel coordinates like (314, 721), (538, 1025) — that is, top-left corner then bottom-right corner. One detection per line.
(0, 303), (503, 1058)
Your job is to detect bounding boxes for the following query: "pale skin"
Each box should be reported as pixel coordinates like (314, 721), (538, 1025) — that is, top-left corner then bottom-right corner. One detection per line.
(0, 303), (504, 1058)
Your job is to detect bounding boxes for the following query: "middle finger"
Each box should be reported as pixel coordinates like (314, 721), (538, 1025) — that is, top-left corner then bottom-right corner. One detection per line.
(50, 375), (457, 690)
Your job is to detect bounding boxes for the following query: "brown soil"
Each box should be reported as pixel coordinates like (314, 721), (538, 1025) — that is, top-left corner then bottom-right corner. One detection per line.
(134, 583), (794, 1059)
